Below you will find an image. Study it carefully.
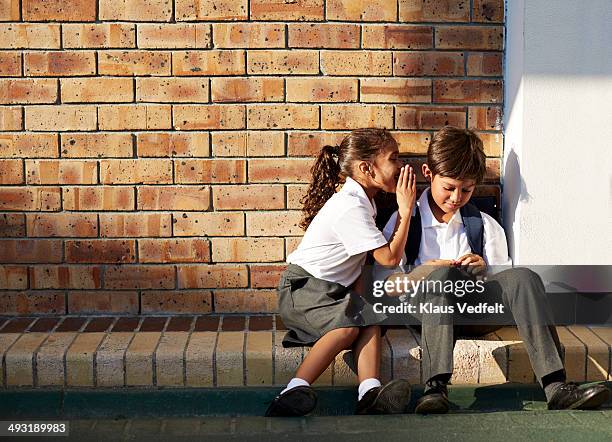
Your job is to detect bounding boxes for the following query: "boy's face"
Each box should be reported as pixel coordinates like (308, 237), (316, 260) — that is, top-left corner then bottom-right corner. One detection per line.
(422, 164), (476, 214)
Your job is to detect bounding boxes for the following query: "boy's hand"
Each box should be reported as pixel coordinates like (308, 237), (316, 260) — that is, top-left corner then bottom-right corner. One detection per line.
(396, 165), (416, 219)
(453, 253), (487, 275)
(423, 259), (456, 266)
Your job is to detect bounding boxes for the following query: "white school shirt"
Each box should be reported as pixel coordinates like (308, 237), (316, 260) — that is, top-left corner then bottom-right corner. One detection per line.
(380, 188), (512, 269)
(287, 177), (388, 287)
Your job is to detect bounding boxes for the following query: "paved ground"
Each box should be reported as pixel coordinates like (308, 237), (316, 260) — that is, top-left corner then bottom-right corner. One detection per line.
(4, 411), (609, 442)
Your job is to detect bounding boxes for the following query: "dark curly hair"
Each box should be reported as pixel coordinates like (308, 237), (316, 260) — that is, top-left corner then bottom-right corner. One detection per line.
(299, 128), (396, 230)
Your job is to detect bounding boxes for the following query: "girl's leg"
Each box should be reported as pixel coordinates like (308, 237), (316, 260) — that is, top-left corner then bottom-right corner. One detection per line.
(352, 325), (381, 382)
(295, 327), (360, 383)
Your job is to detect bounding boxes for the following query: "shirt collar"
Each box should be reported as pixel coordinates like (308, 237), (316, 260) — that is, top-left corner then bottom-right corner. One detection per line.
(341, 176), (377, 217)
(418, 187), (461, 227)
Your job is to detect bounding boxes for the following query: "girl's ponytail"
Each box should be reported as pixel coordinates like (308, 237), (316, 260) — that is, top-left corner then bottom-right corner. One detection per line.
(299, 145), (341, 230)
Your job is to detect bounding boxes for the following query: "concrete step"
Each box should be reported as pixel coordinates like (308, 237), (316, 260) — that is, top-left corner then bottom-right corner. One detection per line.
(1, 315), (611, 388)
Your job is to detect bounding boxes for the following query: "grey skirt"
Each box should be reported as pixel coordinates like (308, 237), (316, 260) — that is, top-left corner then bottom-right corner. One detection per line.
(279, 264), (388, 348)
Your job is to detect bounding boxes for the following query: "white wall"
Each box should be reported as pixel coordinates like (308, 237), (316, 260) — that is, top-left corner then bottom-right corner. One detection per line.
(504, 0), (612, 264)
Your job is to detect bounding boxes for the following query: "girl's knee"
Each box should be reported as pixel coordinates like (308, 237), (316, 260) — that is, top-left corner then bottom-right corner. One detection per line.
(360, 325), (381, 337)
(336, 327), (360, 344)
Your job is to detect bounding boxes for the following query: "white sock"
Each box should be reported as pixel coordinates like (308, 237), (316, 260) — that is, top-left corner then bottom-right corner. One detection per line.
(280, 377), (310, 395)
(358, 378), (382, 401)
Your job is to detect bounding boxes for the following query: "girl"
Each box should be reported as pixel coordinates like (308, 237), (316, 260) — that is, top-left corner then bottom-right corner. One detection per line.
(265, 129), (416, 417)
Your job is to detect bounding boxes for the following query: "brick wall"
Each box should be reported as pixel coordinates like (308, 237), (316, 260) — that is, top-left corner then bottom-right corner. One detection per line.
(0, 0), (505, 316)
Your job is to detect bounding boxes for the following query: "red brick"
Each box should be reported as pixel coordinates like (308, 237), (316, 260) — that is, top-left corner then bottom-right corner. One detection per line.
(25, 105), (97, 131)
(98, 105), (172, 131)
(177, 264), (248, 288)
(65, 240), (136, 264)
(63, 23), (135, 49)
(99, 213), (172, 237)
(137, 23), (211, 49)
(251, 0), (323, 21)
(173, 50), (245, 76)
(213, 289), (277, 313)
(98, 50), (171, 76)
(0, 0), (20, 21)
(0, 239), (62, 263)
(473, 0), (505, 23)
(67, 291), (138, 314)
(212, 185), (284, 210)
(175, 159), (246, 184)
(244, 131), (285, 157)
(285, 237), (301, 256)
(287, 131), (347, 156)
(138, 238), (210, 263)
(321, 104), (394, 130)
(0, 291), (65, 315)
(478, 132), (503, 156)
(0, 187), (61, 211)
(361, 78), (432, 103)
(213, 23), (285, 48)
(434, 79), (502, 103)
(0, 79), (57, 104)
(327, 0), (397, 21)
(61, 133), (133, 158)
(0, 107), (22, 131)
(173, 105), (245, 130)
(172, 212), (244, 236)
(321, 51), (392, 76)
(392, 131), (431, 155)
(24, 51), (95, 76)
(210, 132), (246, 156)
(26, 160), (97, 185)
(468, 106), (502, 130)
(141, 291), (212, 314)
(399, 0), (469, 22)
(247, 50), (319, 75)
(29, 265), (101, 289)
(0, 24), (60, 49)
(0, 265), (28, 290)
(62, 187), (135, 211)
(0, 159), (23, 184)
(435, 26), (504, 50)
(0, 214), (26, 237)
(393, 51), (465, 76)
(104, 265), (175, 290)
(466, 52), (503, 76)
(248, 158), (313, 183)
(100, 159), (172, 185)
(26, 213), (98, 237)
(363, 25), (433, 49)
(0, 52), (21, 76)
(175, 0), (247, 21)
(137, 186), (211, 211)
(99, 0), (172, 21)
(0, 133), (58, 158)
(286, 78), (357, 103)
(211, 78), (284, 103)
(288, 23), (359, 48)
(396, 105), (467, 130)
(247, 105), (319, 130)
(250, 264), (286, 289)
(484, 158), (500, 181)
(286, 184), (308, 209)
(246, 211), (302, 236)
(136, 78), (209, 103)
(22, 0), (96, 21)
(137, 132), (210, 158)
(61, 78), (133, 103)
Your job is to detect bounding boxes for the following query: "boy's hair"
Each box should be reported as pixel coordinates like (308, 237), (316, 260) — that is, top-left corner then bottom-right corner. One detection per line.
(299, 128), (397, 230)
(427, 126), (486, 184)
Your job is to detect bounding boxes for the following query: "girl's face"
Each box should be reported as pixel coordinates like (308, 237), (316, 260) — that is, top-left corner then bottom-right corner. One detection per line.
(423, 164), (476, 215)
(370, 142), (402, 193)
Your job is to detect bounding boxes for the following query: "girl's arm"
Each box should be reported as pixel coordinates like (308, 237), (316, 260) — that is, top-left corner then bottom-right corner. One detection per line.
(372, 166), (416, 266)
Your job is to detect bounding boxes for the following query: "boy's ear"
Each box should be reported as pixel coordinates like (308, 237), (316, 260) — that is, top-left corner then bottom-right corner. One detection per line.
(422, 164), (432, 182)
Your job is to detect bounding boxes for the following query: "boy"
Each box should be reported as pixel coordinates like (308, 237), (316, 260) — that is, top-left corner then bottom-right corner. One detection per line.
(376, 126), (609, 414)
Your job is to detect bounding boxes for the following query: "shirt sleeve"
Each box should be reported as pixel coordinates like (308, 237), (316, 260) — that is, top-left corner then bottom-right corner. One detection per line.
(332, 204), (388, 256)
(481, 212), (513, 266)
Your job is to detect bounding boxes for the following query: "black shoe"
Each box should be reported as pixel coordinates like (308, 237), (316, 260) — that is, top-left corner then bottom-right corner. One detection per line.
(355, 379), (411, 415)
(547, 382), (610, 410)
(265, 386), (317, 417)
(415, 380), (449, 414)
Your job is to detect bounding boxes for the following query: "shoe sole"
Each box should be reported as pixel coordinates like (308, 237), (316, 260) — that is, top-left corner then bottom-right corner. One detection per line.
(371, 379), (412, 414)
(414, 395), (450, 414)
(265, 387), (317, 417)
(565, 386), (610, 410)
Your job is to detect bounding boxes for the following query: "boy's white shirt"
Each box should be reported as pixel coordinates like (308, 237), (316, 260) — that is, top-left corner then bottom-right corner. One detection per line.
(287, 176), (388, 287)
(377, 188), (512, 279)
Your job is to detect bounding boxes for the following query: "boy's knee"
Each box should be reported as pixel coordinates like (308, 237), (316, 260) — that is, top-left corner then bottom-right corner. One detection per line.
(427, 266), (464, 282)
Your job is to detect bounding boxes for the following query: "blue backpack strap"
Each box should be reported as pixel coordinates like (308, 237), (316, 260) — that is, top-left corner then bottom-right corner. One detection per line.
(460, 202), (484, 257)
(405, 208), (422, 265)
